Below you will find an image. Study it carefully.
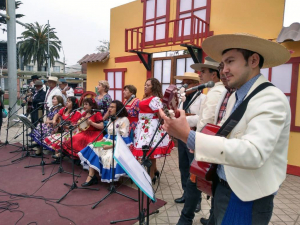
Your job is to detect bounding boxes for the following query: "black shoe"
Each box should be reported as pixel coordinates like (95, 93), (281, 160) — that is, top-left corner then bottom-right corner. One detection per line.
(51, 159), (61, 164)
(81, 175), (98, 187)
(174, 196), (185, 203)
(195, 201), (201, 213)
(154, 171), (160, 178)
(74, 159), (81, 166)
(28, 144), (39, 148)
(152, 177), (157, 185)
(51, 154), (59, 159)
(200, 218), (208, 225)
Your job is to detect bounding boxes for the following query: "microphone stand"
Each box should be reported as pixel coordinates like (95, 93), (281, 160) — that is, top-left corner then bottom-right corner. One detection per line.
(10, 104), (30, 162)
(111, 145), (158, 225)
(1, 99), (26, 148)
(114, 91), (202, 224)
(92, 98), (138, 209)
(24, 106), (52, 175)
(57, 119), (99, 203)
(9, 105), (49, 154)
(41, 112), (96, 183)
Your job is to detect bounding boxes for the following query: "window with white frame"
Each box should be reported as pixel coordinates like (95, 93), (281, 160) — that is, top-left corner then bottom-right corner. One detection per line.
(53, 66), (60, 73)
(144, 0), (169, 42)
(178, 0), (209, 36)
(261, 64), (292, 102)
(175, 56), (195, 87)
(105, 69), (126, 101)
(26, 65), (33, 71)
(153, 59), (172, 93)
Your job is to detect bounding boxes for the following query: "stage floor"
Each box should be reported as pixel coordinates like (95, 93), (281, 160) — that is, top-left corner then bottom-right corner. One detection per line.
(1, 123), (300, 224)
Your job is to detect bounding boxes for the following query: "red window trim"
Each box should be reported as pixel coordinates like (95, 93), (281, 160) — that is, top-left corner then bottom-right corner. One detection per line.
(104, 68), (127, 101)
(289, 57), (300, 132)
(262, 58), (299, 132)
(175, 0), (212, 39)
(142, 0), (171, 46)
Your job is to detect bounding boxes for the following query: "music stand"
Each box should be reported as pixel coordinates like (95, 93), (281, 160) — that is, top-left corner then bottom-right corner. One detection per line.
(91, 116), (138, 209)
(24, 114), (52, 175)
(111, 132), (157, 225)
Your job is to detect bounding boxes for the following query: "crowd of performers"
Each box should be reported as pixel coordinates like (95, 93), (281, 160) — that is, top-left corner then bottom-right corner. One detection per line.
(27, 77), (174, 187)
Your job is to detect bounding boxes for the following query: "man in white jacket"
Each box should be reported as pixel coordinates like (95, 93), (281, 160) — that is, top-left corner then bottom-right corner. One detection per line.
(173, 72), (206, 212)
(159, 33), (291, 225)
(44, 76), (63, 110)
(58, 78), (74, 104)
(176, 58), (226, 225)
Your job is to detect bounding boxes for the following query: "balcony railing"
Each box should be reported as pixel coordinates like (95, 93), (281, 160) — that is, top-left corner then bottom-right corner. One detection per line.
(125, 15), (211, 52)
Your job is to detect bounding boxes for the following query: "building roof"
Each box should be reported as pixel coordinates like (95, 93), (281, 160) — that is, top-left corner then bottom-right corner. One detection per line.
(78, 52), (109, 65)
(277, 22), (300, 43)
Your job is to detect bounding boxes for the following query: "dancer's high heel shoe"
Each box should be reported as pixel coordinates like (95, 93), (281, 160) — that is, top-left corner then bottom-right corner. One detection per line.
(81, 175), (98, 187)
(152, 176), (157, 185)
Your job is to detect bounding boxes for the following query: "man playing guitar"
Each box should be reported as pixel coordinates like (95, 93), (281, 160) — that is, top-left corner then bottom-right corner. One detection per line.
(159, 33), (291, 225)
(176, 58), (226, 225)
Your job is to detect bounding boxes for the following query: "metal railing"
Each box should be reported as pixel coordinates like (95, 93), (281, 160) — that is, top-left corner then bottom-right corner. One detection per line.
(125, 15), (210, 52)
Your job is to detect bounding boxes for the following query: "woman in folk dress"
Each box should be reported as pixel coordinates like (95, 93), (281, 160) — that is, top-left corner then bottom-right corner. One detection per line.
(123, 85), (140, 137)
(44, 96), (81, 163)
(31, 95), (64, 154)
(131, 78), (174, 182)
(62, 98), (104, 159)
(78, 100), (132, 186)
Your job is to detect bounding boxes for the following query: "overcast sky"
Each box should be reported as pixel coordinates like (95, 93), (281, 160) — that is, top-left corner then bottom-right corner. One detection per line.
(1, 0), (135, 66)
(0, 0), (299, 67)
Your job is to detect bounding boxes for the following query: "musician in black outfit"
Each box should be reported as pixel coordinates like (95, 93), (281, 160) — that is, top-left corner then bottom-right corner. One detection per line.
(30, 80), (46, 127)
(0, 88), (4, 143)
(173, 72), (205, 213)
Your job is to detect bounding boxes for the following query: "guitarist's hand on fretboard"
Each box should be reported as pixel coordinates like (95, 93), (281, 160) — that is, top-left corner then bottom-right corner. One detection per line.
(158, 108), (191, 143)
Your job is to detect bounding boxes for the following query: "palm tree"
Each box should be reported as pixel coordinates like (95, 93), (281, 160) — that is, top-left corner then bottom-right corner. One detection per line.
(0, 0), (24, 27)
(18, 22), (61, 71)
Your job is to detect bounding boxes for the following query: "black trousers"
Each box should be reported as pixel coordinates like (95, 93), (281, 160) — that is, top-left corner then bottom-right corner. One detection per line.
(177, 176), (202, 225)
(177, 140), (202, 225)
(178, 139), (195, 192)
(214, 180), (274, 225)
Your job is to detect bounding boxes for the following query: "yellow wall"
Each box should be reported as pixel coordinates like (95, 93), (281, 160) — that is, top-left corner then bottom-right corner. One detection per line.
(86, 0), (300, 169)
(282, 41), (300, 168)
(210, 0), (285, 39)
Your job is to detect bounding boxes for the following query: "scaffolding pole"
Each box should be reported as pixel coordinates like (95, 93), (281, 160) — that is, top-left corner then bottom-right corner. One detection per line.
(6, 0), (17, 120)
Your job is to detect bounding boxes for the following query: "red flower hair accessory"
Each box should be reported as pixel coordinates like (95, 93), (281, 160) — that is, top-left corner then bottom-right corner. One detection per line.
(75, 98), (78, 104)
(91, 98), (96, 103)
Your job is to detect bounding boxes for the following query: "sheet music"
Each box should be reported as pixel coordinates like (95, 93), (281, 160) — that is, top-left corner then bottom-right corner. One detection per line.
(17, 114), (36, 130)
(114, 132), (155, 201)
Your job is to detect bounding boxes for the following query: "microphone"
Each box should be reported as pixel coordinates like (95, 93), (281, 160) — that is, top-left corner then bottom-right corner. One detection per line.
(38, 102), (49, 105)
(178, 83), (189, 94)
(185, 81), (215, 92)
(92, 109), (104, 114)
(181, 83), (189, 89)
(125, 95), (136, 104)
(52, 103), (62, 109)
(74, 107), (83, 112)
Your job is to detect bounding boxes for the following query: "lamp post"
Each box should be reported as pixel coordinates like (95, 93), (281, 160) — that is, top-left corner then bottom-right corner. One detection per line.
(61, 44), (66, 73)
(47, 20), (51, 77)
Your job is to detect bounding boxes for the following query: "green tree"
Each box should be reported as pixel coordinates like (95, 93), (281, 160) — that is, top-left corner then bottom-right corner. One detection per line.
(96, 40), (110, 53)
(0, 0), (24, 27)
(18, 22), (61, 71)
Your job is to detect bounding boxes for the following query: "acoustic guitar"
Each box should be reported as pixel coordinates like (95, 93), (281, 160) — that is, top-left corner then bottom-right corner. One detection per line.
(162, 85), (219, 197)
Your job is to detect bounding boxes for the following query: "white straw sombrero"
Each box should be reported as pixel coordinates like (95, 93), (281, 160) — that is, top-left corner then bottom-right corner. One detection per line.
(190, 57), (219, 71)
(201, 33), (291, 68)
(174, 72), (200, 81)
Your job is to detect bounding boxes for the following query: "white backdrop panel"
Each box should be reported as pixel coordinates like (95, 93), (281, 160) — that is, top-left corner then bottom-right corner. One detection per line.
(115, 72), (122, 89)
(271, 64), (292, 93)
(162, 60), (171, 83)
(107, 72), (114, 88)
